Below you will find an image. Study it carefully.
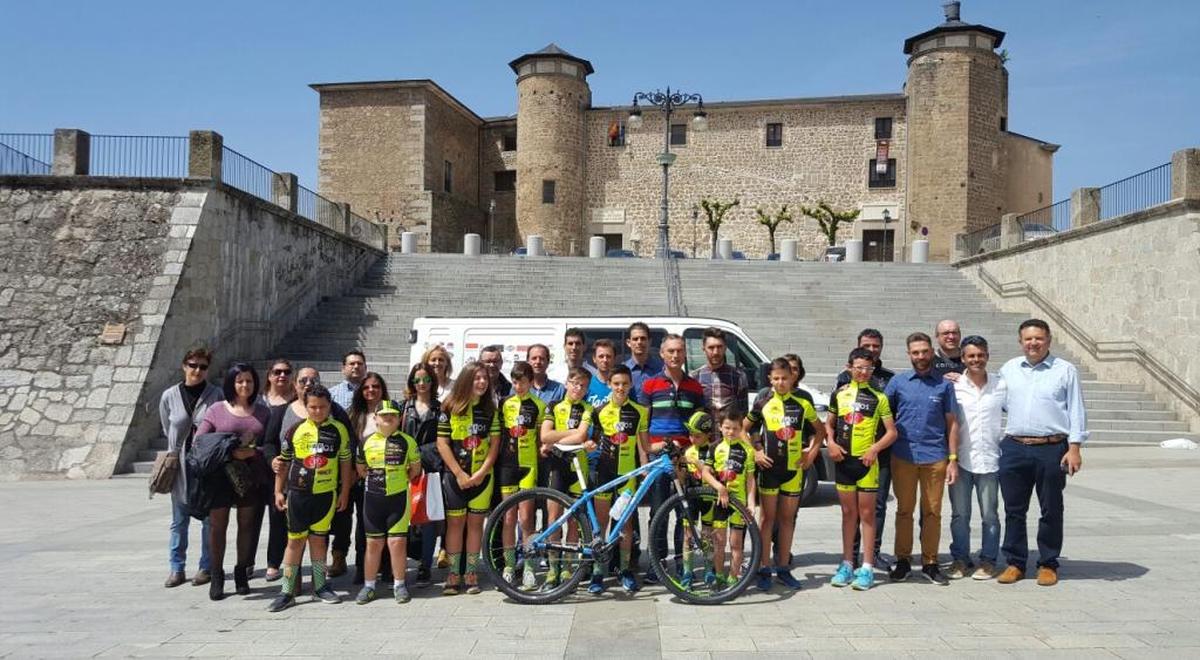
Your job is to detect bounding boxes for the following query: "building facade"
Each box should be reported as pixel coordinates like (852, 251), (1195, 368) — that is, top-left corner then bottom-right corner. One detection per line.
(311, 4), (1056, 261)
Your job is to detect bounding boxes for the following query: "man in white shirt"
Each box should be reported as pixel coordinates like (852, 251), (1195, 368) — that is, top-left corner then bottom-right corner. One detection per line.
(947, 335), (1006, 580)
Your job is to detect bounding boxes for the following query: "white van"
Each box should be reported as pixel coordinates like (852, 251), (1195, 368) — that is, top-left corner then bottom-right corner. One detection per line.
(408, 316), (833, 500)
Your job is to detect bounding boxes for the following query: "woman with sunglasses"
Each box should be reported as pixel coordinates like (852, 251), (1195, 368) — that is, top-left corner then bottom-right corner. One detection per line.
(401, 362), (442, 587)
(160, 346), (223, 589)
(196, 363), (272, 600)
(348, 372), (396, 583)
(252, 359), (296, 582)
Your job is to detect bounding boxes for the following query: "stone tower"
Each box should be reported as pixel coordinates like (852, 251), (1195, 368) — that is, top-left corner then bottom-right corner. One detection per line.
(509, 44), (593, 255)
(904, 1), (1007, 261)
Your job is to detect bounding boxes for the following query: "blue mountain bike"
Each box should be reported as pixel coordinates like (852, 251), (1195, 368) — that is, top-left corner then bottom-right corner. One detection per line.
(481, 442), (761, 605)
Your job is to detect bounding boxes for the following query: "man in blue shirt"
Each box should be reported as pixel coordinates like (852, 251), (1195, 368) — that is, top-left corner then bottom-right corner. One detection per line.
(884, 332), (959, 585)
(996, 319), (1087, 587)
(527, 343), (565, 404)
(624, 321), (663, 403)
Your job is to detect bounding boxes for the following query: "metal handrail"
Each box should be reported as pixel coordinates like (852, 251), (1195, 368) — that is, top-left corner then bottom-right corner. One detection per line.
(663, 254), (687, 316)
(975, 266), (1200, 418)
(1098, 162), (1171, 221)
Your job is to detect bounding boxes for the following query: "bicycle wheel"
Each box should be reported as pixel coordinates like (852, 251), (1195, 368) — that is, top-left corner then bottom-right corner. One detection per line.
(481, 487), (594, 604)
(648, 487), (762, 605)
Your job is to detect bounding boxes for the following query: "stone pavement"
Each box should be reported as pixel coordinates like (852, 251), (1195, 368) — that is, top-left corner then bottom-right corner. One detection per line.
(2, 446), (1199, 659)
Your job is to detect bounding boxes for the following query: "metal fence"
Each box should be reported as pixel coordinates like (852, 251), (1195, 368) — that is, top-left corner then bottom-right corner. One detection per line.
(220, 146), (275, 201)
(90, 135), (189, 177)
(0, 133), (53, 174)
(959, 223), (1000, 256)
(347, 210), (386, 250)
(297, 184), (342, 232)
(1099, 162), (1171, 221)
(1017, 198), (1072, 234)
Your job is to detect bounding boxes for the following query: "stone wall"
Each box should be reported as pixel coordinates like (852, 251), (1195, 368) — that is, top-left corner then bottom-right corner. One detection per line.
(428, 191), (486, 253)
(957, 199), (1200, 431)
(1000, 132), (1054, 215)
(0, 177), (382, 479)
(424, 92), (481, 209)
(479, 121), (518, 252)
(583, 97), (907, 259)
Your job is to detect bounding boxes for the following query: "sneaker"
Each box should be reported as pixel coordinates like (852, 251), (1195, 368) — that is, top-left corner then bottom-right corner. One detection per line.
(465, 576), (482, 595)
(851, 567), (875, 591)
(946, 560), (971, 579)
(394, 584), (412, 603)
(972, 562), (998, 581)
(355, 586), (376, 605)
(755, 567), (773, 591)
(191, 569), (211, 586)
(501, 566), (515, 584)
(874, 553), (894, 572)
(314, 584), (342, 603)
(775, 568), (803, 590)
(521, 568), (538, 591)
(620, 570), (639, 593)
(415, 566), (432, 588)
(442, 581), (460, 596)
(703, 569), (717, 587)
(560, 568), (573, 584)
(587, 576), (606, 595)
(164, 571), (186, 588)
(920, 564), (950, 586)
(680, 572), (693, 590)
(264, 567), (282, 583)
(542, 573), (560, 592)
(267, 594), (295, 612)
(831, 563), (854, 588)
(643, 570), (659, 585)
(888, 559), (911, 582)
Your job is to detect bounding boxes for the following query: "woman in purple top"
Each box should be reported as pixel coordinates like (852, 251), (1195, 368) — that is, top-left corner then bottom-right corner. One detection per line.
(196, 363), (271, 601)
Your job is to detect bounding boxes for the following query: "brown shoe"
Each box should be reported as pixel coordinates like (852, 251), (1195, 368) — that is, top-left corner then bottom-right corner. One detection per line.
(191, 569), (211, 586)
(997, 565), (1024, 584)
(164, 571), (186, 588)
(1036, 566), (1058, 586)
(330, 551), (348, 578)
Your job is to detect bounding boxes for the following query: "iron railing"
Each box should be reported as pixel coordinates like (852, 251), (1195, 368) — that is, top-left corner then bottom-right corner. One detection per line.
(1099, 162), (1171, 221)
(347, 210), (386, 251)
(297, 184), (342, 232)
(958, 223), (1000, 257)
(1017, 198), (1072, 234)
(0, 133), (54, 174)
(89, 135), (189, 177)
(220, 146), (275, 201)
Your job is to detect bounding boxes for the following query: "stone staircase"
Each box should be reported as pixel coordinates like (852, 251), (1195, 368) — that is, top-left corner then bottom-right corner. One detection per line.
(130, 254), (1194, 472)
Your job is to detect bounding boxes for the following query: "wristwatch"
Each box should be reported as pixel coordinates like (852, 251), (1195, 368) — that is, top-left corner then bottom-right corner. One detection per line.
(948, 453), (958, 461)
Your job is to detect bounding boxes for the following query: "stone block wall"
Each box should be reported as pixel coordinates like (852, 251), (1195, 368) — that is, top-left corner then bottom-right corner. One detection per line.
(429, 191), (486, 253)
(0, 178), (382, 479)
(583, 97), (907, 259)
(957, 199), (1200, 431)
(479, 121), (517, 252)
(1000, 132), (1054, 215)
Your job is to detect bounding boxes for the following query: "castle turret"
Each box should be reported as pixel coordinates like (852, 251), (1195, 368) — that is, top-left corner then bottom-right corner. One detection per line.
(509, 44), (593, 255)
(904, 1), (1007, 261)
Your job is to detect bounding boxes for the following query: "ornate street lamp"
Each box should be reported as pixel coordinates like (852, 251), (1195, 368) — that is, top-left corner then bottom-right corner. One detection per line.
(627, 87), (707, 258)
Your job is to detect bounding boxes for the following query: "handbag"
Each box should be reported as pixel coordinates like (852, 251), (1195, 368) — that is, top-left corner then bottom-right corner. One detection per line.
(411, 472), (445, 525)
(148, 450), (179, 498)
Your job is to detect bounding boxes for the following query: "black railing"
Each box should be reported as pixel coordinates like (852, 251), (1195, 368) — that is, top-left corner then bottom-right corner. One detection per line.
(959, 223), (1000, 256)
(0, 133), (53, 174)
(90, 135), (189, 177)
(1099, 162), (1171, 221)
(297, 184), (342, 232)
(220, 146), (275, 201)
(1017, 198), (1071, 234)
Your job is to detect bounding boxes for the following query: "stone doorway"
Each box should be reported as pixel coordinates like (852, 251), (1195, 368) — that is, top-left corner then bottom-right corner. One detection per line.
(863, 229), (895, 262)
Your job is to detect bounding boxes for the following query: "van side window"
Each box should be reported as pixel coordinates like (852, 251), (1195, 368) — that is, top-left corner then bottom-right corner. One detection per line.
(584, 327), (667, 367)
(682, 328), (765, 390)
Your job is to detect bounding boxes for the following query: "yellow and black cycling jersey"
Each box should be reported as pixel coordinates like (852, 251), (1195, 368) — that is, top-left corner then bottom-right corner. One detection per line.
(830, 380), (892, 456)
(499, 393), (546, 470)
(357, 429), (420, 497)
(281, 417), (351, 495)
(593, 399), (648, 477)
(713, 437), (756, 503)
(549, 397), (593, 435)
(747, 389), (820, 470)
(437, 400), (500, 474)
(683, 441), (715, 488)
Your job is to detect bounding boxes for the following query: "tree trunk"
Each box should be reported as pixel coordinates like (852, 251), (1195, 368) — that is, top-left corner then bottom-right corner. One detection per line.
(710, 230), (719, 259)
(767, 227), (776, 255)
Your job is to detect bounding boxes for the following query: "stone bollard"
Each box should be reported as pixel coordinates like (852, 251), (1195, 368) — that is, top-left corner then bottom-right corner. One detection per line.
(780, 239), (797, 262)
(1071, 187), (1100, 228)
(401, 232), (418, 254)
(52, 129), (90, 176)
(527, 234), (544, 257)
(912, 239), (930, 263)
(844, 239), (863, 262)
(589, 236), (606, 258)
(718, 238), (733, 260)
(1171, 148), (1200, 200)
(464, 233), (481, 256)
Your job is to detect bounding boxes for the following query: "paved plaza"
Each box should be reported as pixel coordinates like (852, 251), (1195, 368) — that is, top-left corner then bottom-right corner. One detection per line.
(2, 446), (1199, 659)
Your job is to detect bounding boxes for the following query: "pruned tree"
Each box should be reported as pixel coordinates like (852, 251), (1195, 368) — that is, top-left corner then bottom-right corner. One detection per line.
(754, 204), (794, 256)
(800, 201), (860, 246)
(699, 197), (740, 259)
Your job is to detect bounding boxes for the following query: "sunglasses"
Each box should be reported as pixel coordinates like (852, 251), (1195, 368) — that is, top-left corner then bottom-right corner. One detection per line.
(415, 376), (433, 384)
(298, 376), (320, 385)
(272, 369), (292, 376)
(185, 362), (209, 371)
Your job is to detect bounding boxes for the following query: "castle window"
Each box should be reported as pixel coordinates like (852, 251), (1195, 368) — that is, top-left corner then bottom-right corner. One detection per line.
(874, 117), (893, 140)
(443, 161), (453, 193)
(607, 120), (626, 147)
(1000, 116), (1008, 131)
(765, 123), (783, 148)
(868, 159), (897, 188)
(542, 179), (556, 204)
(494, 170), (516, 192)
(502, 133), (517, 151)
(669, 124), (687, 146)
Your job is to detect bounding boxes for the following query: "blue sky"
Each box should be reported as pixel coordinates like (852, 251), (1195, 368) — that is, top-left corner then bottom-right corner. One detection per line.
(3, 0), (1197, 200)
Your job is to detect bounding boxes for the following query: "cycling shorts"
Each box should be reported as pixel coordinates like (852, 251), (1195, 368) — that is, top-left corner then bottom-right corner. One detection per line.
(498, 463), (537, 497)
(686, 491), (715, 527)
(592, 463), (637, 501)
(286, 490), (335, 540)
(443, 471), (493, 517)
(834, 456), (879, 493)
(363, 491), (410, 538)
(758, 463), (804, 498)
(712, 500), (747, 530)
(544, 453), (588, 496)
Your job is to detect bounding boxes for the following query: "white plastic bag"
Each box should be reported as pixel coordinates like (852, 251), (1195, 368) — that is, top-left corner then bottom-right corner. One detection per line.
(1160, 438), (1199, 450)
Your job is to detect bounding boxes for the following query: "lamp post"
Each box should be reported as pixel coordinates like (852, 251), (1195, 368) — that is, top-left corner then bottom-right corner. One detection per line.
(487, 199), (496, 254)
(691, 205), (699, 258)
(881, 208), (894, 261)
(627, 87), (707, 259)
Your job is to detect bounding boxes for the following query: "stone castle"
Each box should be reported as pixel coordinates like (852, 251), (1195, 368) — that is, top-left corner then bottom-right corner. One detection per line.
(312, 3), (1057, 262)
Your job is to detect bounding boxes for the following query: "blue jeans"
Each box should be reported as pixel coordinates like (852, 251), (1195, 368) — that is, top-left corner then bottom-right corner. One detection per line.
(169, 494), (211, 573)
(948, 468), (1000, 564)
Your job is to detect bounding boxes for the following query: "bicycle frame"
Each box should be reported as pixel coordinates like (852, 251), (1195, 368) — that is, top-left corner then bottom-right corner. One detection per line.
(529, 452), (684, 555)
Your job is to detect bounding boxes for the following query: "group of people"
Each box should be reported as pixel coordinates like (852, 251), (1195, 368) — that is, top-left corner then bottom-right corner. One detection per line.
(161, 317), (1087, 609)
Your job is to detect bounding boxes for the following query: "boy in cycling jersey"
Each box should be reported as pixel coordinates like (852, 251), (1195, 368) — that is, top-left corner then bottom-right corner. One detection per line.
(825, 348), (897, 591)
(703, 410), (757, 587)
(497, 362), (547, 590)
(539, 367), (596, 590)
(680, 411), (716, 589)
